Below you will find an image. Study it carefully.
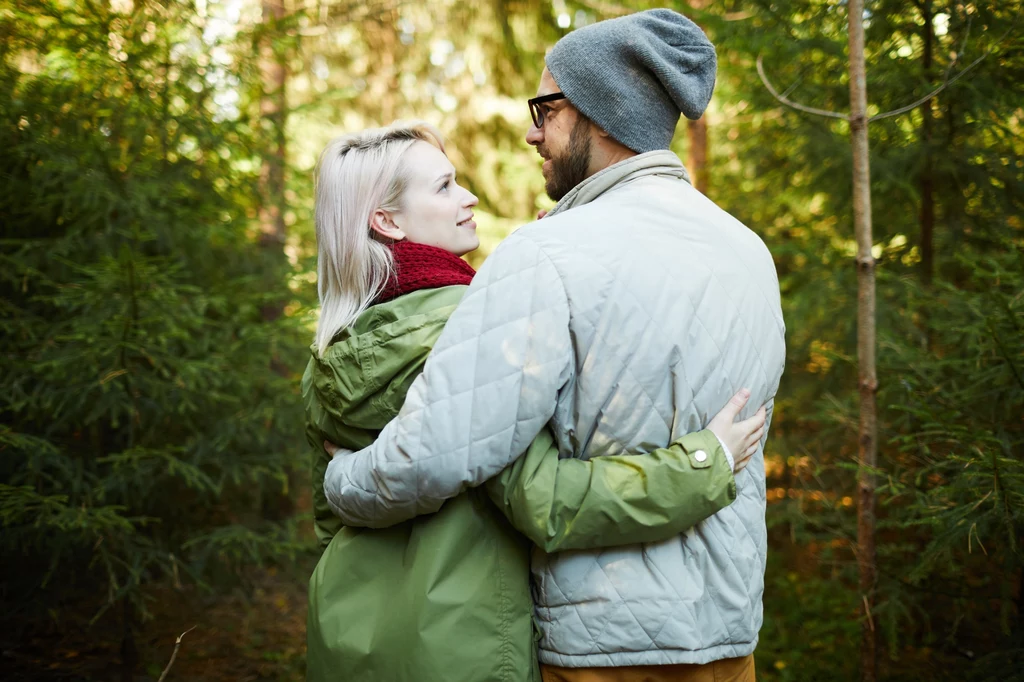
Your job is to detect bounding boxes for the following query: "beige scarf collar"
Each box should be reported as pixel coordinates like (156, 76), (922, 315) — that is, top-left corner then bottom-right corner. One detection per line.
(545, 150), (690, 218)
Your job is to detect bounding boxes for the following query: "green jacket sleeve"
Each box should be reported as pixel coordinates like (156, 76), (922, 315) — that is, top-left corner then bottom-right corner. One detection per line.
(485, 429), (737, 553)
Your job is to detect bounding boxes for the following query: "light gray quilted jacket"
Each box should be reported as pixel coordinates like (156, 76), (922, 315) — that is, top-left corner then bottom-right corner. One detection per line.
(324, 150), (786, 667)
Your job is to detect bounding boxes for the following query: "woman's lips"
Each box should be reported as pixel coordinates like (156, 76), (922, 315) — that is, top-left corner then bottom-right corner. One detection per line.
(457, 217), (476, 230)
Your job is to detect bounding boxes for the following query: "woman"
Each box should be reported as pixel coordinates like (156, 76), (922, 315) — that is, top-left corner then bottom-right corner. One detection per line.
(302, 122), (766, 682)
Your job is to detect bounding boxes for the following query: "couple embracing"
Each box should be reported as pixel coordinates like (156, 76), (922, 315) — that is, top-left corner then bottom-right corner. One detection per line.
(302, 9), (785, 682)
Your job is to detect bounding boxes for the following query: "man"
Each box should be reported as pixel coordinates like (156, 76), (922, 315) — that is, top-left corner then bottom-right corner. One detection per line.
(324, 9), (785, 681)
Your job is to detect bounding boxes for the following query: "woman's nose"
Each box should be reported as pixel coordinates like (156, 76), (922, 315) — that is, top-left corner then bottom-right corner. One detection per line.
(463, 188), (479, 207)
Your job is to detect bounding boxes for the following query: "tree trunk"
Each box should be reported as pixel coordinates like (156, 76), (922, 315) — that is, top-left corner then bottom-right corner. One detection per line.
(258, 0), (288, 326)
(847, 2), (878, 681)
(919, 0), (935, 289)
(1018, 549), (1024, 633)
(686, 1), (710, 195)
(259, 0), (288, 259)
(258, 0), (294, 519)
(687, 116), (709, 194)
(1017, 536), (1024, 634)
(119, 599), (138, 682)
(363, 11), (401, 125)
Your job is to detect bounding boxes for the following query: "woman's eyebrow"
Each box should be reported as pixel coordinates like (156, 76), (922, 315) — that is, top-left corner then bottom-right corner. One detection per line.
(436, 171), (454, 185)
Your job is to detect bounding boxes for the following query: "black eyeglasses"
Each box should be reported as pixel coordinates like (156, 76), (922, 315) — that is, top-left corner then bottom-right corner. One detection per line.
(528, 92), (567, 129)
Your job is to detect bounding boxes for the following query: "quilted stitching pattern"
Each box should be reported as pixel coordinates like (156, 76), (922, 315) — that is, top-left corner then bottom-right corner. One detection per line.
(520, 172), (784, 667)
(325, 152), (785, 667)
(324, 234), (574, 528)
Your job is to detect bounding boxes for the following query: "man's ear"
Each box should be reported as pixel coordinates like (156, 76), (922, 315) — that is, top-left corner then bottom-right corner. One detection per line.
(369, 208), (405, 241)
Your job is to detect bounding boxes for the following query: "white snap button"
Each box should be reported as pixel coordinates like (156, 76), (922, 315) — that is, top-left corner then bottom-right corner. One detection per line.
(694, 450), (708, 463)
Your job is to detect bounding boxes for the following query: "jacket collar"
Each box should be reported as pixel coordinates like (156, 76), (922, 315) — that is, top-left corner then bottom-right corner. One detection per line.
(545, 150), (691, 218)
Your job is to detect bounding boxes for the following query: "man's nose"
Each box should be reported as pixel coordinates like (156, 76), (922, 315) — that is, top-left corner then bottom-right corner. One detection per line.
(525, 122), (543, 146)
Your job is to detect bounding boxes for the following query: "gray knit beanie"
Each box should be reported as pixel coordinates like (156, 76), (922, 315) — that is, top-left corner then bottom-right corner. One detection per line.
(546, 9), (717, 154)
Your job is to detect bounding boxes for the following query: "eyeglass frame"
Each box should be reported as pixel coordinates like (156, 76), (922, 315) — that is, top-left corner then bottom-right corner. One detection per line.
(528, 92), (567, 129)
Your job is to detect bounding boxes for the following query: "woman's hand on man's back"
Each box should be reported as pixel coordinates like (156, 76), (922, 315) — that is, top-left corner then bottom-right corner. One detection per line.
(708, 389), (767, 473)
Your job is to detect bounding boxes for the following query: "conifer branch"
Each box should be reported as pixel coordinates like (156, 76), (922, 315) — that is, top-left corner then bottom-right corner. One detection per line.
(756, 10), (1002, 126)
(866, 8), (1015, 124)
(868, 52), (986, 122)
(756, 55), (850, 120)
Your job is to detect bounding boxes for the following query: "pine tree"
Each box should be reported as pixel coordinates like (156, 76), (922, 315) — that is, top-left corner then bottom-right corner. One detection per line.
(0, 2), (309, 673)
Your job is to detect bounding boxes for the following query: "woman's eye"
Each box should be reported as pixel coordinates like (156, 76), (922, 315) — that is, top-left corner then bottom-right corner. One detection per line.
(440, 181), (450, 192)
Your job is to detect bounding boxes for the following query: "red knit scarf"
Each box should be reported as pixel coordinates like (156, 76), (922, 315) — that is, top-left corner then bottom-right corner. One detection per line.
(375, 240), (476, 304)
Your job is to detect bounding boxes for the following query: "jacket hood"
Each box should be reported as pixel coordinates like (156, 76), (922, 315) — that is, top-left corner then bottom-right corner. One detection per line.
(307, 286), (467, 431)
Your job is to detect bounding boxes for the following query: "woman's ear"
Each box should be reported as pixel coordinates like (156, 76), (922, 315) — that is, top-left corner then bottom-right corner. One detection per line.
(369, 209), (405, 241)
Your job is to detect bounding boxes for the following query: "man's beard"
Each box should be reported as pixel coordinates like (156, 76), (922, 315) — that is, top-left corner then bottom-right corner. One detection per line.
(544, 116), (591, 202)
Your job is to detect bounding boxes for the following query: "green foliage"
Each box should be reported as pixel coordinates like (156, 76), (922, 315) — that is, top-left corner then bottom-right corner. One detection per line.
(0, 0), (309, 633)
(700, 0), (1024, 676)
(875, 242), (1024, 656)
(756, 550), (860, 681)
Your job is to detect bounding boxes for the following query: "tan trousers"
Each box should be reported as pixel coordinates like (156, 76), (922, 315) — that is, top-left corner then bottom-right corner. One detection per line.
(540, 654), (756, 682)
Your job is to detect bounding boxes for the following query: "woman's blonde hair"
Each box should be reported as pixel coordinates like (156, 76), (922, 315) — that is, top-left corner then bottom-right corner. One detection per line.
(313, 120), (445, 356)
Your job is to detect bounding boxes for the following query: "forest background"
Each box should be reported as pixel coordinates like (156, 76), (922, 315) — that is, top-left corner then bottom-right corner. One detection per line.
(2, 0), (1022, 680)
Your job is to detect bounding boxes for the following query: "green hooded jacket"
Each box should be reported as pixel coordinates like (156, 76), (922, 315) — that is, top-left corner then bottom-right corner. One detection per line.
(304, 286), (737, 682)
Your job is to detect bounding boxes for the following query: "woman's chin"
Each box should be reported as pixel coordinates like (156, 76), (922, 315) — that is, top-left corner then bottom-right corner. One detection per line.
(454, 238), (480, 257)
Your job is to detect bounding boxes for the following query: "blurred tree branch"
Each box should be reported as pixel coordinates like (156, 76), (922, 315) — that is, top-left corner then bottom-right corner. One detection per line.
(755, 19), (995, 125)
